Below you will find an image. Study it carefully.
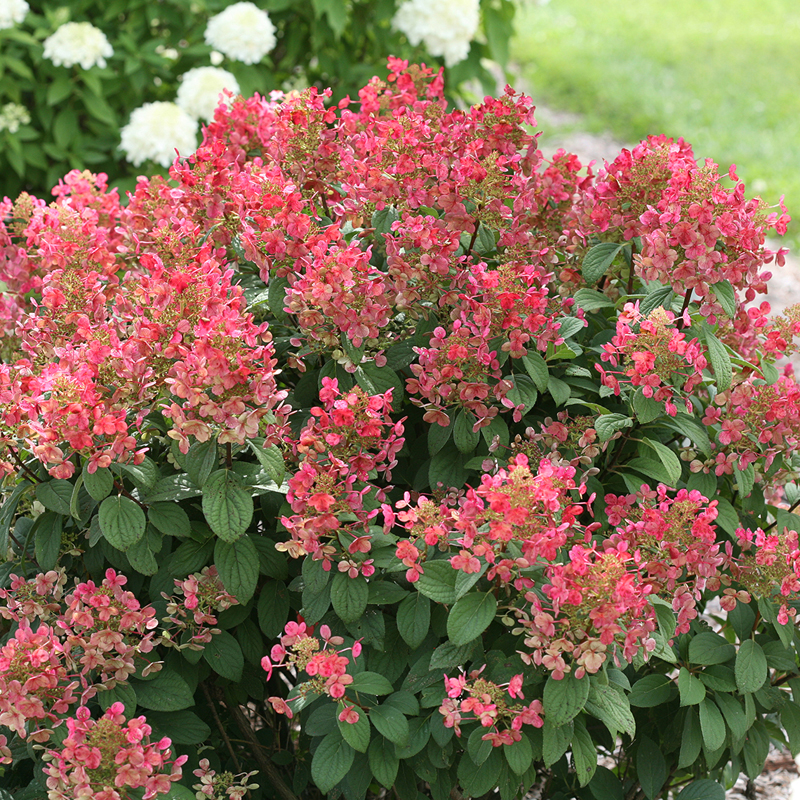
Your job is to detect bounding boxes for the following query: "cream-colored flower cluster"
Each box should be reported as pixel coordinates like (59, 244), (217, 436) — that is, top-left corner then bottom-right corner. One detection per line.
(204, 2), (277, 65)
(0, 102), (30, 133)
(392, 0), (480, 67)
(119, 102), (199, 168)
(0, 0), (28, 30)
(177, 66), (240, 122)
(43, 21), (113, 69)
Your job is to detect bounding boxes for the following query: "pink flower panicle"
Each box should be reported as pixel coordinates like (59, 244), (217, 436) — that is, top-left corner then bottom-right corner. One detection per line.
(261, 621), (362, 715)
(439, 668), (543, 746)
(193, 757), (259, 800)
(43, 702), (187, 800)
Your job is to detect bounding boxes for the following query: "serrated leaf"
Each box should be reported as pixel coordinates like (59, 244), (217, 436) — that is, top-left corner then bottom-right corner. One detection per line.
(678, 667), (706, 706)
(542, 719), (572, 767)
(714, 692), (747, 741)
(368, 736), (399, 788)
(688, 632), (735, 665)
(202, 469), (253, 542)
(397, 593), (430, 648)
(521, 351), (549, 392)
(354, 363), (403, 407)
(330, 573), (369, 624)
(675, 780), (725, 800)
(350, 672), (394, 696)
(582, 242), (624, 284)
(542, 671), (590, 727)
(504, 730), (533, 775)
(215, 535), (259, 603)
(641, 438), (682, 486)
(781, 701), (800, 756)
(35, 479), (73, 515)
(585, 682), (635, 739)
(732, 463), (755, 498)
(257, 580), (290, 638)
(248, 440), (285, 485)
(640, 285), (674, 317)
(547, 375), (571, 406)
(628, 674), (676, 707)
(712, 280), (737, 318)
(735, 639), (768, 693)
(146, 709), (211, 746)
(99, 495), (146, 551)
(34, 512), (62, 570)
(148, 502), (191, 538)
(312, 731), (355, 794)
(339, 711), (371, 752)
(703, 328), (732, 392)
(126, 535), (158, 575)
(698, 698), (726, 751)
(203, 630), (244, 681)
(447, 592), (497, 646)
(132, 670), (194, 711)
(184, 439), (218, 488)
(573, 288), (615, 312)
(637, 736), (667, 800)
(632, 388), (663, 424)
(453, 410), (479, 454)
(369, 704), (409, 746)
(415, 560), (457, 604)
(429, 639), (477, 671)
(82, 464), (114, 501)
(505, 374), (538, 416)
(595, 413), (634, 442)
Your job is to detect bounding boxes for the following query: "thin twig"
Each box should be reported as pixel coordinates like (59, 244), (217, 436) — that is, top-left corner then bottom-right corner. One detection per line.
(6, 447), (42, 483)
(201, 682), (243, 773)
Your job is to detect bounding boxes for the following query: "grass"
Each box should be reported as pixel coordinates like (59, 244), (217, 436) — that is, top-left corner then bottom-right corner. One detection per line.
(510, 0), (800, 247)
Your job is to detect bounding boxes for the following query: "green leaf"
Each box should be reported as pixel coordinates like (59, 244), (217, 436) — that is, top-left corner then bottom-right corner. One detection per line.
(268, 275), (291, 322)
(397, 593), (430, 649)
(82, 464), (114, 501)
(636, 736), (667, 800)
(661, 413), (713, 458)
(312, 731), (355, 794)
(350, 672), (394, 696)
(447, 592), (497, 646)
(585, 682), (635, 739)
(547, 375), (571, 406)
(542, 672), (590, 727)
(330, 573), (369, 624)
(257, 580), (290, 638)
(542, 719), (573, 767)
(505, 374), (538, 416)
(116, 458), (159, 490)
(369, 704), (409, 746)
(521, 351), (549, 392)
(35, 479), (73, 515)
(132, 670), (194, 711)
(429, 639), (478, 671)
(632, 388), (663, 424)
(626, 457), (674, 486)
(371, 206), (399, 236)
(571, 719), (597, 787)
(742, 719), (770, 779)
(429, 444), (469, 490)
(354, 363), (403, 407)
(678, 667), (706, 706)
(639, 285), (674, 317)
(184, 439), (218, 488)
(628, 674), (676, 707)
(453, 410), (480, 454)
(127, 535), (159, 575)
(99, 495), (147, 551)
(311, 0), (349, 37)
(141, 474), (202, 503)
(504, 730), (533, 775)
(339, 710), (370, 752)
(247, 440), (285, 485)
(468, 726), (492, 766)
(147, 502), (191, 538)
(641, 438), (682, 486)
(582, 242), (624, 284)
(732, 463), (755, 498)
(215, 535), (259, 603)
(678, 707), (703, 768)
(780, 701), (800, 756)
(675, 780), (725, 800)
(202, 469), (253, 542)
(703, 328), (732, 392)
(368, 736), (399, 788)
(415, 560), (457, 604)
(573, 288), (615, 312)
(595, 413), (634, 442)
(712, 280), (737, 318)
(714, 692), (747, 742)
(698, 698), (726, 751)
(203, 630), (244, 681)
(146, 710), (211, 746)
(98, 682), (137, 716)
(458, 749), (503, 797)
(34, 512), (62, 570)
(735, 639), (768, 693)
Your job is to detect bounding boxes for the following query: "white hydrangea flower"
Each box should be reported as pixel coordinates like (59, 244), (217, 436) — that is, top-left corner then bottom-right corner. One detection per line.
(392, 0), (480, 67)
(43, 21), (114, 70)
(119, 102), (198, 168)
(204, 2), (276, 65)
(0, 102), (31, 133)
(177, 66), (240, 122)
(0, 0), (29, 30)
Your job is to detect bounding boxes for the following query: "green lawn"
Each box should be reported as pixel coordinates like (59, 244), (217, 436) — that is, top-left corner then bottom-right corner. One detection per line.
(510, 0), (800, 247)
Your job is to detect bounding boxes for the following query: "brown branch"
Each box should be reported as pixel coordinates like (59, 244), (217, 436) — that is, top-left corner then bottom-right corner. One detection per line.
(201, 682), (243, 773)
(6, 447), (42, 483)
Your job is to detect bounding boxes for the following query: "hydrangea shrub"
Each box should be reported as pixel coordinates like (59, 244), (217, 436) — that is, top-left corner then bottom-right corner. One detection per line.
(0, 0), (513, 199)
(0, 60), (798, 800)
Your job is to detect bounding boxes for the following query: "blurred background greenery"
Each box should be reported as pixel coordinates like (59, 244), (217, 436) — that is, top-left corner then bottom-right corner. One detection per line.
(510, 0), (800, 247)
